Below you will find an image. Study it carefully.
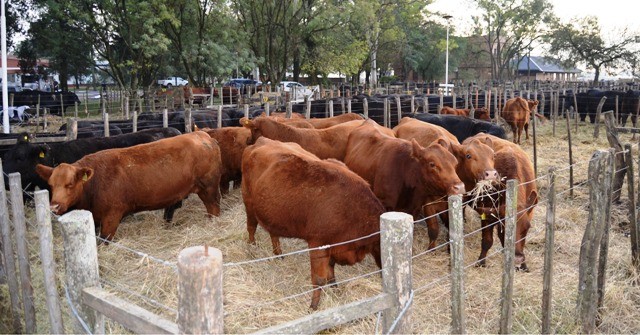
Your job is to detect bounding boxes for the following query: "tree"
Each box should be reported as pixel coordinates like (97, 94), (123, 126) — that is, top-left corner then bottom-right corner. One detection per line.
(472, 0), (555, 82)
(547, 16), (638, 85)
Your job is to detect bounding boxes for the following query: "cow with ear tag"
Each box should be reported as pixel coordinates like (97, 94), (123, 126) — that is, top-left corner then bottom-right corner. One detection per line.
(35, 131), (222, 241)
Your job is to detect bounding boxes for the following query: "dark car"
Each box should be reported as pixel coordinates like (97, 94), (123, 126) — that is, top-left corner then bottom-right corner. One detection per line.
(224, 78), (262, 94)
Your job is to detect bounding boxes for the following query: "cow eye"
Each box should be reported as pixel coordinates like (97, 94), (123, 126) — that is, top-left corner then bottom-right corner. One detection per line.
(66, 184), (73, 189)
(429, 161), (436, 168)
(466, 154), (472, 159)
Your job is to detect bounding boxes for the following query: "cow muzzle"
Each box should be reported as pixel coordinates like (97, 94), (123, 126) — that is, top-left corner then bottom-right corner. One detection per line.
(449, 182), (466, 196)
(50, 203), (61, 214)
(483, 169), (499, 182)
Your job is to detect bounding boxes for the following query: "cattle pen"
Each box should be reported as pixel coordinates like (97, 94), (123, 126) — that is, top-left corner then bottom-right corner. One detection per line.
(1, 85), (640, 333)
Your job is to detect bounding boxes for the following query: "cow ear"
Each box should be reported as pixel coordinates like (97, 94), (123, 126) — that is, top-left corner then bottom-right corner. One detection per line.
(410, 139), (424, 158)
(241, 117), (255, 129)
(482, 136), (494, 148)
(35, 164), (53, 181)
(77, 168), (94, 183)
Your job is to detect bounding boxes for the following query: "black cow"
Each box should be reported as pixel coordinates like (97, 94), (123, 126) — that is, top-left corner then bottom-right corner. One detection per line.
(411, 113), (506, 142)
(2, 127), (182, 193)
(620, 89), (640, 127)
(12, 90), (81, 115)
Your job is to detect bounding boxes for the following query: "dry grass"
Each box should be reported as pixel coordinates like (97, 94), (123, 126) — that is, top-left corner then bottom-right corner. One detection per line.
(2, 117), (640, 333)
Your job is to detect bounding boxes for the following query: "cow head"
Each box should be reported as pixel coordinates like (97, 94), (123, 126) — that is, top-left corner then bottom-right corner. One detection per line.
(474, 107), (491, 121)
(3, 142), (52, 191)
(527, 99), (539, 111)
(451, 138), (498, 190)
(410, 138), (465, 196)
(35, 163), (94, 215)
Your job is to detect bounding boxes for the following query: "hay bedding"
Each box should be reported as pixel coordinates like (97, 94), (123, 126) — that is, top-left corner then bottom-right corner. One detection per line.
(2, 120), (640, 333)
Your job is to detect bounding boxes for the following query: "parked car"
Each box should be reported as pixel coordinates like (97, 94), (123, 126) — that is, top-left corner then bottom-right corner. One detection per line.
(157, 76), (188, 88)
(224, 78), (262, 94)
(279, 81), (316, 99)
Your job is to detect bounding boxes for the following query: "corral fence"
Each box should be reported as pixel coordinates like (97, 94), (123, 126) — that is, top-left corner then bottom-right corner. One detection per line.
(1, 137), (639, 333)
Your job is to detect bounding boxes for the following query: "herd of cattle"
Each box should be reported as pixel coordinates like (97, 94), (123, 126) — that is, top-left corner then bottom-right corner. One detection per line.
(0, 89), (555, 310)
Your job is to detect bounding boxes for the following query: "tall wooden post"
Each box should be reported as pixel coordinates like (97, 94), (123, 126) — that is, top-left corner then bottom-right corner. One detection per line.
(163, 109), (168, 128)
(177, 246), (224, 334)
(629, 144), (640, 271)
(363, 98), (369, 119)
(542, 168), (556, 334)
(59, 210), (104, 334)
(217, 105), (223, 129)
(499, 180), (518, 334)
(449, 195), (466, 334)
(66, 118), (78, 140)
(104, 113), (110, 137)
(380, 212), (413, 334)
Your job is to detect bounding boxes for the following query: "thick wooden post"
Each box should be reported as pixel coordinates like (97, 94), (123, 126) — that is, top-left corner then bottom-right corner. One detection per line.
(500, 179), (518, 334)
(35, 190), (65, 334)
(74, 101), (78, 118)
(59, 210), (104, 334)
(0, 164), (23, 333)
(363, 98), (369, 118)
(286, 101), (293, 118)
(177, 246), (223, 334)
(380, 212), (413, 334)
(542, 168), (556, 334)
(9, 173), (37, 334)
(66, 118), (78, 140)
(185, 108), (192, 133)
(566, 106), (574, 197)
(133, 111), (138, 133)
(449, 195), (466, 334)
(104, 113), (110, 137)
(347, 98), (352, 114)
(532, 104), (538, 177)
(305, 97), (311, 119)
(124, 95), (130, 119)
(395, 96), (401, 126)
(452, 91), (457, 109)
(265, 102), (270, 116)
(329, 100), (334, 118)
(603, 112), (626, 203)
(217, 105), (223, 129)
(163, 109), (168, 128)
(410, 96), (415, 114)
(244, 104), (250, 119)
(630, 144), (640, 270)
(577, 149), (613, 334)
(383, 98), (389, 128)
(593, 96), (608, 138)
(439, 91), (444, 113)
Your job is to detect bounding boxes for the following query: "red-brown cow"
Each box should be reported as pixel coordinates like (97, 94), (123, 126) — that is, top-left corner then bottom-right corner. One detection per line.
(262, 113), (364, 129)
(344, 119), (465, 224)
(393, 117), (498, 248)
(36, 132), (222, 241)
(440, 106), (491, 121)
(242, 137), (384, 309)
(502, 97), (540, 144)
(464, 133), (538, 271)
(200, 127), (251, 194)
(241, 116), (364, 160)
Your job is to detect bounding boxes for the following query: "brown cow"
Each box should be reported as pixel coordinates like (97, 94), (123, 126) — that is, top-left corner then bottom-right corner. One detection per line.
(502, 97), (540, 144)
(241, 116), (364, 160)
(200, 127), (251, 194)
(393, 117), (498, 248)
(261, 113), (365, 129)
(440, 106), (491, 121)
(344, 119), (465, 224)
(464, 133), (538, 271)
(35, 132), (222, 241)
(242, 137), (384, 309)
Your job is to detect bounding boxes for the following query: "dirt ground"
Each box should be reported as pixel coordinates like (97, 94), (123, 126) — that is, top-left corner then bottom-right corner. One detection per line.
(2, 115), (640, 333)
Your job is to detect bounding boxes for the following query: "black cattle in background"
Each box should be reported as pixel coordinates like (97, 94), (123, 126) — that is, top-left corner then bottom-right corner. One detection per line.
(12, 90), (81, 115)
(411, 113), (507, 142)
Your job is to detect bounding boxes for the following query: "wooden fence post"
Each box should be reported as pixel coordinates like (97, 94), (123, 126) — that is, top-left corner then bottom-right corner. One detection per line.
(542, 168), (556, 334)
(410, 96), (415, 114)
(329, 100), (334, 118)
(499, 179), (518, 334)
(593, 96), (608, 138)
(380, 212), (413, 334)
(383, 98), (389, 128)
(577, 149), (613, 333)
(305, 97), (311, 119)
(163, 109), (168, 128)
(217, 105), (223, 129)
(347, 98), (352, 114)
(177, 246), (223, 334)
(286, 101), (292, 118)
(363, 98), (369, 119)
(265, 102), (270, 116)
(449, 195), (466, 334)
(185, 108), (192, 133)
(244, 104), (249, 119)
(395, 96), (401, 126)
(59, 210), (104, 334)
(603, 111), (626, 203)
(104, 113), (110, 137)
(66, 118), (78, 141)
(9, 173), (37, 333)
(532, 105), (538, 177)
(133, 111), (138, 133)
(566, 106), (575, 197)
(124, 95), (130, 119)
(0, 164), (23, 333)
(439, 91), (444, 113)
(630, 144), (640, 271)
(35, 190), (65, 333)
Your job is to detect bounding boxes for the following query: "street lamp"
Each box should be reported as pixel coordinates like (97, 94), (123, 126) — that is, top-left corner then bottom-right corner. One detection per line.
(442, 14), (453, 95)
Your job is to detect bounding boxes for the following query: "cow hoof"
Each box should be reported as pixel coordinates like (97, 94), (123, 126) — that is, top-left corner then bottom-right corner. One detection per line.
(328, 278), (338, 289)
(474, 261), (487, 268)
(516, 263), (529, 272)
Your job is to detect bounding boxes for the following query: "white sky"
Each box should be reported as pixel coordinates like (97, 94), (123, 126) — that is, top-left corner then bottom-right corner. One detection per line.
(427, 0), (640, 41)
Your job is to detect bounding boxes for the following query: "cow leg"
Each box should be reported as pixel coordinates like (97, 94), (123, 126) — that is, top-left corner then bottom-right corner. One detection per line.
(162, 200), (183, 222)
(328, 258), (337, 288)
(98, 213), (124, 243)
(269, 233), (282, 255)
(476, 217), (495, 267)
(246, 207), (259, 245)
(197, 186), (221, 217)
(219, 178), (231, 196)
(515, 218), (532, 272)
(524, 122), (529, 141)
(309, 248), (332, 310)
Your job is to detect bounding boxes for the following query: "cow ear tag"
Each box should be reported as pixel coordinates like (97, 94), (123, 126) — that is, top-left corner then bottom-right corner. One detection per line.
(480, 213), (486, 220)
(82, 173), (88, 182)
(39, 152), (45, 158)
(24, 135), (28, 141)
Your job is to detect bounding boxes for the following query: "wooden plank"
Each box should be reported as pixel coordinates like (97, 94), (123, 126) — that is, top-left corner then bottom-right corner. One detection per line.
(593, 96), (608, 138)
(603, 112), (625, 203)
(500, 179), (518, 334)
(542, 168), (556, 334)
(9, 173), (37, 333)
(449, 195), (466, 334)
(631, 143), (640, 270)
(253, 294), (394, 335)
(614, 127), (640, 134)
(82, 287), (178, 334)
(35, 190), (65, 333)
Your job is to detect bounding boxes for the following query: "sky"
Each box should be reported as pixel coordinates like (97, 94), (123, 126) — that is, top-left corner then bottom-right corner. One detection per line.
(426, 0), (640, 44)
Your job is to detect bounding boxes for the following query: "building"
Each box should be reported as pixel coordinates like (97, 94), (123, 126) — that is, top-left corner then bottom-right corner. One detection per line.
(515, 56), (581, 82)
